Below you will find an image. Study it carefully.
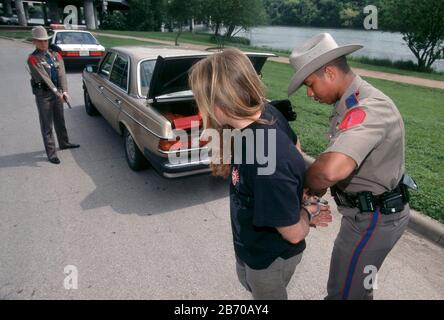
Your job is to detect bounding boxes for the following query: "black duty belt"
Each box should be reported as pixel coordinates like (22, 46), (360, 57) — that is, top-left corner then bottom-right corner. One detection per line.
(331, 181), (411, 215)
(31, 80), (60, 94)
(31, 80), (51, 91)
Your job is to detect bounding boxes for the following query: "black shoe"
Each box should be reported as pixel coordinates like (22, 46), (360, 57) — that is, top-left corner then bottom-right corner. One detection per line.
(60, 143), (80, 150)
(49, 157), (61, 164)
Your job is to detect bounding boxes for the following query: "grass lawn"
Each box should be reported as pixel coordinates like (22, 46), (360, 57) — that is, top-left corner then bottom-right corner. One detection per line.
(3, 31), (442, 221)
(0, 31), (30, 39)
(262, 61), (444, 222)
(95, 36), (160, 47)
(347, 58), (444, 82)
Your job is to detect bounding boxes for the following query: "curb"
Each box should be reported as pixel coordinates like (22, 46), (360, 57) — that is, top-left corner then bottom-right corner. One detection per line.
(408, 210), (444, 247)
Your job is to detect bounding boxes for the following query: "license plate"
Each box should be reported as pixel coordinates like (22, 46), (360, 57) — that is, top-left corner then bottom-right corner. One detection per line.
(79, 50), (89, 56)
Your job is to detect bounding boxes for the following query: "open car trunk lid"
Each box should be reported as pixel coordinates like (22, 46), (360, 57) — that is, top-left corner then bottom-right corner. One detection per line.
(148, 52), (276, 130)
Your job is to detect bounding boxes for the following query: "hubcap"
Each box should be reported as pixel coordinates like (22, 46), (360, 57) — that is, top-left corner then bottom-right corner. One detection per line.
(85, 91), (90, 107)
(126, 132), (136, 163)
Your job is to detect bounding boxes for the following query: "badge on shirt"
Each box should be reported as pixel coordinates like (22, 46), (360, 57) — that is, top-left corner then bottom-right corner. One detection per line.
(232, 166), (240, 187)
(338, 107), (366, 130)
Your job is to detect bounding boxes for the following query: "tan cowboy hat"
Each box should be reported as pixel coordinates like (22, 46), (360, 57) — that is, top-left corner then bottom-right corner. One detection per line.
(31, 26), (52, 41)
(287, 33), (363, 96)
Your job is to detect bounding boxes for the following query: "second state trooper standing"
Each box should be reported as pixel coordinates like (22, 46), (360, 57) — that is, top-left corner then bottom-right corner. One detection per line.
(27, 26), (79, 164)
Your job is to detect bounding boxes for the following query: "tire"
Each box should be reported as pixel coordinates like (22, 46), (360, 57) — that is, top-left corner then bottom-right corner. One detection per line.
(84, 88), (99, 116)
(123, 127), (148, 171)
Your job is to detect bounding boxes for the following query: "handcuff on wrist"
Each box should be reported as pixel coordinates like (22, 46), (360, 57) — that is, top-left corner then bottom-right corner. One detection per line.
(303, 197), (328, 224)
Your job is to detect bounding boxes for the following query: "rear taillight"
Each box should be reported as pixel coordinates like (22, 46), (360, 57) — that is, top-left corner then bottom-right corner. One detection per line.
(158, 136), (208, 152)
(90, 51), (104, 57)
(61, 51), (80, 57)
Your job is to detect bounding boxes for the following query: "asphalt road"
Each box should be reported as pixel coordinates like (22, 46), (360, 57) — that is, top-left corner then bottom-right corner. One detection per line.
(0, 38), (443, 300)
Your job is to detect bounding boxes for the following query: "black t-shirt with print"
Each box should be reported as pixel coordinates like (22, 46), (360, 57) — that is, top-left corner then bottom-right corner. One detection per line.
(230, 103), (306, 270)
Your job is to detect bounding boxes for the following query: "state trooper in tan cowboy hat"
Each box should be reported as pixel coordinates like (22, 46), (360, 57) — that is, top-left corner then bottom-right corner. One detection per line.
(288, 33), (414, 299)
(288, 33), (362, 95)
(31, 25), (52, 40)
(27, 26), (79, 165)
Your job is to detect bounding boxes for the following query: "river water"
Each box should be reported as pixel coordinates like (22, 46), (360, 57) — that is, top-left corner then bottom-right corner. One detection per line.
(238, 26), (444, 72)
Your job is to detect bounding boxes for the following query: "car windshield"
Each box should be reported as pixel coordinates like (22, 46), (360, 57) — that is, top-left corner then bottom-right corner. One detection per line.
(55, 32), (97, 45)
(139, 59), (156, 97)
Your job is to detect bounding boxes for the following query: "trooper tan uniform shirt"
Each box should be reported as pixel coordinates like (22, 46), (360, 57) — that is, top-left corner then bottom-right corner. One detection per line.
(324, 75), (405, 195)
(27, 49), (67, 94)
(323, 74), (410, 300)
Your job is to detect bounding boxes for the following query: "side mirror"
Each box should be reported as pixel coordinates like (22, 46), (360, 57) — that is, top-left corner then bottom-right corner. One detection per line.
(85, 64), (98, 73)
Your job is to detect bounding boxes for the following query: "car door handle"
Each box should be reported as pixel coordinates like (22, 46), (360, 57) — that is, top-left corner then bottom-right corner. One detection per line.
(115, 99), (122, 105)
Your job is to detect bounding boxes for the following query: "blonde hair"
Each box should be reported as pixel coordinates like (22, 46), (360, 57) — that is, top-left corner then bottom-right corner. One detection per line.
(189, 48), (267, 178)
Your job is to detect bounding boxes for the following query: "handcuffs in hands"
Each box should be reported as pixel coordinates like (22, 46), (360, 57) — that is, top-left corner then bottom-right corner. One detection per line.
(303, 196), (329, 227)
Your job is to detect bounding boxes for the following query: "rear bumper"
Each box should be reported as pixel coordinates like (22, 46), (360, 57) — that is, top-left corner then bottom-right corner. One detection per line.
(63, 56), (102, 67)
(144, 148), (211, 178)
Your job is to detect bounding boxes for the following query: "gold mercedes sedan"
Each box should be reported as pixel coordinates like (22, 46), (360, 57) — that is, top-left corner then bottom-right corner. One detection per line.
(82, 46), (274, 178)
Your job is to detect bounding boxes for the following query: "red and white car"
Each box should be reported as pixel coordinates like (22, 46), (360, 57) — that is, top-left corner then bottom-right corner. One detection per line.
(49, 25), (105, 68)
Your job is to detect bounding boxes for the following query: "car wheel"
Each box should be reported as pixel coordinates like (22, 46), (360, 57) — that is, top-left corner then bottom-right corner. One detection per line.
(84, 88), (98, 116)
(124, 128), (148, 171)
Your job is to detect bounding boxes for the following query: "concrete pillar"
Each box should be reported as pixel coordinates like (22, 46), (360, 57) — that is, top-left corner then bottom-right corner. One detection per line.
(42, 2), (48, 25)
(84, 0), (96, 30)
(14, 0), (27, 26)
(23, 2), (29, 20)
(94, 4), (99, 29)
(47, 0), (60, 24)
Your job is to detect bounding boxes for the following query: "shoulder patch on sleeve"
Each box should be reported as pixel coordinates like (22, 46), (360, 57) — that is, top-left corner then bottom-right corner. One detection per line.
(338, 107), (366, 130)
(28, 55), (38, 66)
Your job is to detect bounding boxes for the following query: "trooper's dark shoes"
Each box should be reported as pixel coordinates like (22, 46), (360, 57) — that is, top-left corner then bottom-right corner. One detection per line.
(49, 157), (61, 164)
(60, 143), (80, 150)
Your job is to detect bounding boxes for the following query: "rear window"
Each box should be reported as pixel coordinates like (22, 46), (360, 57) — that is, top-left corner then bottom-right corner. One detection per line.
(139, 60), (156, 97)
(55, 32), (97, 45)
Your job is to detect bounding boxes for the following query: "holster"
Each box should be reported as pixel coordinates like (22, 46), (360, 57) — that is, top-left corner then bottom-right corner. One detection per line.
(331, 181), (409, 215)
(30, 79), (50, 94)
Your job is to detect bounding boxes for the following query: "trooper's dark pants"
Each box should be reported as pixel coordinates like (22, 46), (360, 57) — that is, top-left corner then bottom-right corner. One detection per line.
(326, 204), (410, 300)
(35, 89), (69, 160)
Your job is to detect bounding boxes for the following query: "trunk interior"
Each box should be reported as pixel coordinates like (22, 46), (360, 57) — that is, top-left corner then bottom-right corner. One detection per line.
(154, 100), (201, 131)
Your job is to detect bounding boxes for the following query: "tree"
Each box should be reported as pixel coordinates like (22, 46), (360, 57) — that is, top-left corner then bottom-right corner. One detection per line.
(126, 0), (167, 31)
(383, 0), (444, 71)
(339, 3), (360, 28)
(101, 11), (127, 30)
(3, 0), (13, 16)
(222, 0), (267, 38)
(279, 0), (319, 26)
(314, 0), (341, 27)
(204, 0), (266, 39)
(167, 0), (202, 45)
